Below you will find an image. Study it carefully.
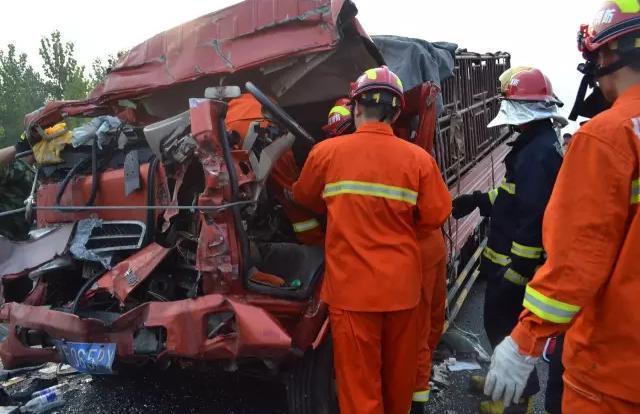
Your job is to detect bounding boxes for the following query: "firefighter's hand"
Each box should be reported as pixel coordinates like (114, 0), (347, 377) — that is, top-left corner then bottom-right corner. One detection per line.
(484, 336), (538, 407)
(452, 193), (480, 219)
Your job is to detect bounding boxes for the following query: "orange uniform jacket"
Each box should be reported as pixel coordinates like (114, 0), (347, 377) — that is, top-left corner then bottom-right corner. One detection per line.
(511, 85), (640, 403)
(292, 122), (452, 312)
(225, 93), (324, 244)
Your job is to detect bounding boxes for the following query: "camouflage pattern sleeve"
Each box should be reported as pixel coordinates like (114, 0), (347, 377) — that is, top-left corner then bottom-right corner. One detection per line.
(0, 160), (34, 240)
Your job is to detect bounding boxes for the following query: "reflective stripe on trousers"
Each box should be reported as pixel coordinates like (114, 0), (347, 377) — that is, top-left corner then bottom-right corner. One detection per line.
(511, 242), (543, 260)
(292, 218), (321, 233)
(504, 268), (528, 286)
(483, 246), (511, 267)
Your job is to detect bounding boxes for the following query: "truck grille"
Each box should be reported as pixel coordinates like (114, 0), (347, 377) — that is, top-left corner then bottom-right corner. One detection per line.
(85, 221), (146, 253)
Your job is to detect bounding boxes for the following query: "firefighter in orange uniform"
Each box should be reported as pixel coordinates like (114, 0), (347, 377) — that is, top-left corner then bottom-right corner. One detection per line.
(411, 228), (447, 413)
(322, 98), (356, 138)
(484, 2), (640, 412)
(293, 66), (451, 414)
(225, 93), (324, 245)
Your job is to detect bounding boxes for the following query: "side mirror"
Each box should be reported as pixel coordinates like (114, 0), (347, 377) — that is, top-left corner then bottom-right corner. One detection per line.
(204, 86), (242, 100)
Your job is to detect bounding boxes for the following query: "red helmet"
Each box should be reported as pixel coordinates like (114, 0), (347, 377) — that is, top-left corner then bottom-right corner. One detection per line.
(579, 0), (640, 56)
(349, 66), (405, 109)
(503, 68), (561, 105)
(322, 98), (354, 137)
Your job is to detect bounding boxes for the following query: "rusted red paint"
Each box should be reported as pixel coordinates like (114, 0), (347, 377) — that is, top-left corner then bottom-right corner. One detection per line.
(94, 243), (172, 304)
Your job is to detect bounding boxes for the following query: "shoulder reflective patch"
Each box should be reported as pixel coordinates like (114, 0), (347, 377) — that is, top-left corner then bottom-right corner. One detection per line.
(323, 181), (418, 205)
(632, 179), (640, 205)
(293, 218), (321, 233)
(632, 117), (640, 140)
(482, 246), (511, 267)
(511, 242), (543, 260)
(504, 268), (528, 286)
(523, 285), (581, 324)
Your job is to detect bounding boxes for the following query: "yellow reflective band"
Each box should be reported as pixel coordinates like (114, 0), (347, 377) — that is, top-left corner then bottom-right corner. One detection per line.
(500, 180), (516, 195)
(365, 68), (378, 80)
(329, 105), (351, 117)
(511, 242), (543, 260)
(631, 179), (640, 204)
(482, 246), (511, 267)
(504, 268), (528, 286)
(613, 0), (640, 13)
(292, 218), (321, 233)
(412, 390), (430, 403)
(488, 188), (499, 205)
(395, 76), (403, 89)
(523, 285), (581, 324)
(323, 181), (418, 205)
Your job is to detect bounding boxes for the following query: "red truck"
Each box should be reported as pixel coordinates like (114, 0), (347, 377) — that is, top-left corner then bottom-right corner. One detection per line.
(0, 1), (510, 412)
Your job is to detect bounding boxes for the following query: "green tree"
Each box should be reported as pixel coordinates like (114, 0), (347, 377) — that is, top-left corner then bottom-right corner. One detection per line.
(89, 50), (126, 89)
(39, 30), (90, 100)
(0, 44), (47, 148)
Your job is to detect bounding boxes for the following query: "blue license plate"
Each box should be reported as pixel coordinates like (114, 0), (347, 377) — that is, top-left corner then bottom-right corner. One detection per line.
(57, 341), (116, 374)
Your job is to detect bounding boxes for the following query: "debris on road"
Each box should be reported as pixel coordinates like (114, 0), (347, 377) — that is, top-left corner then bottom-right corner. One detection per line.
(445, 359), (483, 372)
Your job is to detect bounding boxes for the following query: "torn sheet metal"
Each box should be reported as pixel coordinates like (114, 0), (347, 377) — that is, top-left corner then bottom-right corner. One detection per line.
(23, 0), (383, 129)
(0, 295), (291, 369)
(94, 243), (171, 304)
(0, 225), (74, 278)
(69, 219), (112, 268)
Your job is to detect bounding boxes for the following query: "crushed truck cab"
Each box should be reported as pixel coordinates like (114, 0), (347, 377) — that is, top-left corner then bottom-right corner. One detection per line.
(0, 1), (510, 413)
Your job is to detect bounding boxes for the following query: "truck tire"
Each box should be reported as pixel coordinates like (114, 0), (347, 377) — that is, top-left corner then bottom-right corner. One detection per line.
(285, 337), (339, 414)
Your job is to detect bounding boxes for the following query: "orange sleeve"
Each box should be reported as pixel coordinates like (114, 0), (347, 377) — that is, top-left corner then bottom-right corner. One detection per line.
(292, 146), (328, 215)
(512, 131), (634, 355)
(415, 154), (452, 232)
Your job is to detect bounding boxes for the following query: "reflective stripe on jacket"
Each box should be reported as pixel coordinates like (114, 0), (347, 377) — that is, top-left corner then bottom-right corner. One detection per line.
(512, 85), (640, 402)
(292, 122), (452, 311)
(479, 120), (563, 285)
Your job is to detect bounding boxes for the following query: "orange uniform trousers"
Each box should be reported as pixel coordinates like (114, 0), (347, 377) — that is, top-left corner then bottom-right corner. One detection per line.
(330, 307), (419, 414)
(563, 376), (640, 414)
(415, 230), (447, 398)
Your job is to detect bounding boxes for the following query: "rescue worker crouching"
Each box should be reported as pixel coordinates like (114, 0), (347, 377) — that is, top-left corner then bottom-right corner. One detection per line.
(292, 66), (451, 414)
(225, 92), (325, 245)
(452, 67), (566, 413)
(484, 1), (640, 412)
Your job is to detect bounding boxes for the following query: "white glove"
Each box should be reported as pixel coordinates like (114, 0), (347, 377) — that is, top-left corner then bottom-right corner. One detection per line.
(484, 336), (538, 407)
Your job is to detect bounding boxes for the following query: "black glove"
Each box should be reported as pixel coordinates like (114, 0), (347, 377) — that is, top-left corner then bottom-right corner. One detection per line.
(452, 192), (482, 219)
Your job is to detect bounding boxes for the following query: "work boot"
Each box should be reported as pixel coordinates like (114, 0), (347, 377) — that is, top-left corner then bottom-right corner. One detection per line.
(410, 390), (430, 414)
(479, 397), (534, 414)
(409, 401), (425, 414)
(469, 374), (486, 394)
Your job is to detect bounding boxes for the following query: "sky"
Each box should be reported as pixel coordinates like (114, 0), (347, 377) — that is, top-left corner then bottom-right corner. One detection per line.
(0, 0), (603, 130)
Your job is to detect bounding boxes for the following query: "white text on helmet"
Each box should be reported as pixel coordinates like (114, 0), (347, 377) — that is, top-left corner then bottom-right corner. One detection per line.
(594, 9), (616, 26)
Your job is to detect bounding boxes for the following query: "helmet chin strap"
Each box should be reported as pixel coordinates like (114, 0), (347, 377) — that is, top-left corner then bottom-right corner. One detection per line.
(569, 58), (622, 121)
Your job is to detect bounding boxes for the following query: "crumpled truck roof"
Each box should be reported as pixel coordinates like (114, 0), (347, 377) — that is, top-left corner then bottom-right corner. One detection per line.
(25, 0), (381, 129)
